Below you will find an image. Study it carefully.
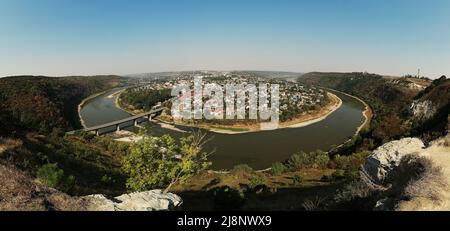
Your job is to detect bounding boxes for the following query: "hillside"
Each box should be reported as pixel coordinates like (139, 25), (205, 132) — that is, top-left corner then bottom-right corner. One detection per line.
(298, 72), (449, 153)
(0, 75), (125, 136)
(410, 76), (450, 139)
(0, 160), (85, 211)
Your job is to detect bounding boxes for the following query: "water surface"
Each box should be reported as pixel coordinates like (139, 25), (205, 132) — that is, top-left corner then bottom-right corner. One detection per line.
(80, 89), (365, 170)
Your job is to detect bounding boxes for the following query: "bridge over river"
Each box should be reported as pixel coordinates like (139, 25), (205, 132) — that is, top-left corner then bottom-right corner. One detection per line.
(69, 107), (163, 136)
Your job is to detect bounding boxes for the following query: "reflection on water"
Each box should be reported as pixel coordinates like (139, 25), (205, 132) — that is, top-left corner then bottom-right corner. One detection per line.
(80, 89), (365, 170)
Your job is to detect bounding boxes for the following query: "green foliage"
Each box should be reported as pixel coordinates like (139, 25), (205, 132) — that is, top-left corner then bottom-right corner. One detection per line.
(288, 150), (330, 170)
(288, 151), (312, 169)
(101, 174), (115, 185)
(120, 88), (171, 111)
(79, 131), (95, 140)
(330, 169), (345, 181)
(329, 151), (371, 182)
(231, 164), (254, 174)
(292, 175), (304, 186)
(271, 162), (286, 176)
(248, 175), (265, 189)
(0, 75), (123, 135)
(122, 133), (211, 192)
(37, 163), (75, 192)
(313, 150), (330, 168)
(333, 151), (371, 171)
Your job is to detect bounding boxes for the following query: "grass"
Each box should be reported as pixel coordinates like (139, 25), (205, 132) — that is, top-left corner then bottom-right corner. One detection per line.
(171, 167), (338, 210)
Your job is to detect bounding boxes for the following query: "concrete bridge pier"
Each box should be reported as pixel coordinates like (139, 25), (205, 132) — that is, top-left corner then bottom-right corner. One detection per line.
(95, 130), (99, 136)
(134, 119), (138, 126)
(147, 114), (152, 121)
(116, 124), (120, 132)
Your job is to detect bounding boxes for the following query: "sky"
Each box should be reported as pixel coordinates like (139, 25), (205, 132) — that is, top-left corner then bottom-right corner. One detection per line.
(1, 0), (449, 78)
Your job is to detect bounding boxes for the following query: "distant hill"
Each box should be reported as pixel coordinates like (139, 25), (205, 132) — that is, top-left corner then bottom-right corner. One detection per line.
(234, 70), (303, 79)
(125, 70), (303, 80)
(0, 75), (125, 136)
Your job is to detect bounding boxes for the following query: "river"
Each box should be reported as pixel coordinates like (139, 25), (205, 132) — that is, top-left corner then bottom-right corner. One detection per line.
(79, 88), (366, 170)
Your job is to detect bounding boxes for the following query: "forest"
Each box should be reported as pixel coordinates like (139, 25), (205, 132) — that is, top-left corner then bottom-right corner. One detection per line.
(0, 75), (125, 136)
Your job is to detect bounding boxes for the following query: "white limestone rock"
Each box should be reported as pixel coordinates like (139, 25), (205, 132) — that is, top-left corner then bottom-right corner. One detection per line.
(361, 138), (425, 185)
(83, 190), (182, 211)
(410, 100), (437, 121)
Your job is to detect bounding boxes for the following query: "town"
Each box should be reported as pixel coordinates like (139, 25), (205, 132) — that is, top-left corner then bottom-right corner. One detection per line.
(126, 71), (329, 122)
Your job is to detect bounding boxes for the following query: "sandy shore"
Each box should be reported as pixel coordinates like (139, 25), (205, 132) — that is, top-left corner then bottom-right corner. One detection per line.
(281, 92), (342, 129)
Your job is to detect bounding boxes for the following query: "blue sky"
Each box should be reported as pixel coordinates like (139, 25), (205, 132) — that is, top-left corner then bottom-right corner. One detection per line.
(1, 0), (449, 78)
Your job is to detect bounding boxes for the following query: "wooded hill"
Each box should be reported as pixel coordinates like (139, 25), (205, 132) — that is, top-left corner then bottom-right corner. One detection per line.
(0, 75), (125, 136)
(298, 72), (448, 153)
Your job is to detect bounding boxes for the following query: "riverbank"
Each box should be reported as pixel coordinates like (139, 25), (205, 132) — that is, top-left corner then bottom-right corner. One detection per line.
(77, 89), (111, 128)
(80, 87), (370, 170)
(152, 92), (342, 135)
(325, 88), (372, 135)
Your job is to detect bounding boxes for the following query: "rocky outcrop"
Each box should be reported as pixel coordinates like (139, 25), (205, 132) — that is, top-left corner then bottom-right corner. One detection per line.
(83, 190), (182, 211)
(410, 100), (437, 121)
(361, 138), (425, 185)
(360, 136), (450, 211)
(0, 161), (182, 211)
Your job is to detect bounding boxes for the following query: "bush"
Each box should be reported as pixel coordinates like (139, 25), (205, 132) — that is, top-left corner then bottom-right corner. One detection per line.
(288, 150), (330, 169)
(343, 165), (361, 181)
(101, 174), (115, 185)
(248, 175), (265, 189)
(271, 162), (286, 176)
(79, 131), (95, 140)
(37, 163), (75, 192)
(391, 155), (446, 202)
(333, 180), (374, 205)
(288, 151), (312, 169)
(231, 164), (254, 175)
(312, 150), (330, 168)
(331, 169), (345, 181)
(292, 175), (304, 186)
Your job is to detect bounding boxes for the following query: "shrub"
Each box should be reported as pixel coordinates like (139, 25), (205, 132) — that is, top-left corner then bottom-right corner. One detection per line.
(37, 163), (75, 192)
(331, 169), (345, 181)
(391, 155), (446, 202)
(271, 162), (286, 176)
(101, 174), (115, 185)
(312, 150), (330, 168)
(288, 151), (312, 169)
(292, 175), (304, 186)
(302, 196), (326, 211)
(343, 165), (361, 181)
(231, 164), (254, 174)
(288, 150), (330, 169)
(334, 180), (374, 204)
(79, 131), (95, 140)
(248, 175), (265, 189)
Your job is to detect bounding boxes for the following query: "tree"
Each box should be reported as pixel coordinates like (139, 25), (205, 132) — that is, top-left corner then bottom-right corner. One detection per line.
(122, 132), (212, 193)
